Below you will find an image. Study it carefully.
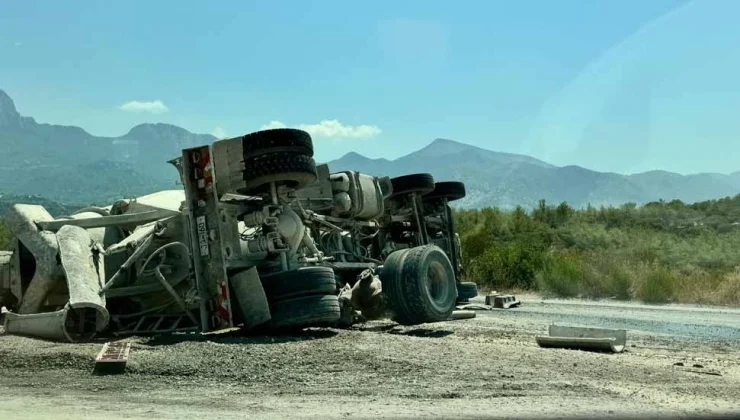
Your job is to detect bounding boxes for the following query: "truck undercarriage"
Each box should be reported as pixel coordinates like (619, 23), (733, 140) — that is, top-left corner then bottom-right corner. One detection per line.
(0, 128), (476, 342)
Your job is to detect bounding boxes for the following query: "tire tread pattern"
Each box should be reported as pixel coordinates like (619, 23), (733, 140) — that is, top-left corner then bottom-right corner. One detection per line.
(425, 181), (466, 202)
(389, 173), (436, 197)
(241, 128), (314, 158)
(269, 295), (341, 329)
(240, 152), (317, 193)
(381, 246), (457, 325)
(399, 246), (455, 324)
(261, 267), (337, 301)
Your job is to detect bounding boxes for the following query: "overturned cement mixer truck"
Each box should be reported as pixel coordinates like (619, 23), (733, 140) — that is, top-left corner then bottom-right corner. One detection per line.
(0, 128), (477, 342)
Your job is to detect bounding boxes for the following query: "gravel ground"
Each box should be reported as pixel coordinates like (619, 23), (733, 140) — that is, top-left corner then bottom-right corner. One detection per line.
(1, 294), (739, 419)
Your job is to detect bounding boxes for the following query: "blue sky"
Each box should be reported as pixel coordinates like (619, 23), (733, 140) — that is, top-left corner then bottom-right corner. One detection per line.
(2, 0), (739, 175)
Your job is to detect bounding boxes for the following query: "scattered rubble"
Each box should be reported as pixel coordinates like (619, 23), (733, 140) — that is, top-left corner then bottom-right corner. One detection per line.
(485, 294), (521, 309)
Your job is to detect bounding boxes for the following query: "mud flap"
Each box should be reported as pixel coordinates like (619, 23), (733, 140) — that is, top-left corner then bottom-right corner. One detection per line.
(229, 267), (271, 329)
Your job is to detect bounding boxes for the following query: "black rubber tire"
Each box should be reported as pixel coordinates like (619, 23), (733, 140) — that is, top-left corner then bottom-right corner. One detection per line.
(269, 294), (341, 329)
(380, 245), (457, 325)
(241, 128), (314, 159)
(457, 282), (478, 300)
(260, 266), (337, 301)
(425, 181), (466, 202)
(239, 152), (317, 194)
(389, 173), (436, 198)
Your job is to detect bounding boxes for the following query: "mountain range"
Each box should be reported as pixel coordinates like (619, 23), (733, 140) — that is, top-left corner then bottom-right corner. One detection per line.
(1, 88), (739, 209)
(328, 140), (740, 209)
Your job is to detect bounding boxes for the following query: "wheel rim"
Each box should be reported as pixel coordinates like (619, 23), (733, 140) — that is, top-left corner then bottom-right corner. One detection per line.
(426, 260), (452, 311)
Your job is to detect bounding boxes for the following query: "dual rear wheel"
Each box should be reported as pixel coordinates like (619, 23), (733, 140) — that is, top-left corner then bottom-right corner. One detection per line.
(235, 128), (319, 195)
(387, 173), (466, 203)
(380, 245), (458, 325)
(259, 266), (341, 330)
(260, 245), (461, 329)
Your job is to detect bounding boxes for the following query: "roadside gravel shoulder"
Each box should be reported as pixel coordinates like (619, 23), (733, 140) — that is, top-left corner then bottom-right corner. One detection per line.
(1, 295), (738, 419)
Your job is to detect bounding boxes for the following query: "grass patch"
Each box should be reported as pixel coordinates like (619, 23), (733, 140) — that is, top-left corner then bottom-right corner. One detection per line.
(536, 251), (635, 300)
(635, 266), (676, 304)
(537, 251), (584, 298)
(605, 264), (633, 300)
(712, 273), (740, 306)
(674, 270), (740, 306)
(532, 255), (740, 306)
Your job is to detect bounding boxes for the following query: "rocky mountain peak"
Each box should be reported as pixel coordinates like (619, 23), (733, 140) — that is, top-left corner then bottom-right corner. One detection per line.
(0, 89), (21, 127)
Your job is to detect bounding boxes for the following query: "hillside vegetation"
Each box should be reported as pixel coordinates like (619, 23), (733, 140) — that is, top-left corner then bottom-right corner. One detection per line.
(454, 196), (740, 306)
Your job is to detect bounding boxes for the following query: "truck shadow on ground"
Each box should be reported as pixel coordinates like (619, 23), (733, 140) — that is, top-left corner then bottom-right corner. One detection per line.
(139, 327), (339, 347)
(137, 323), (453, 347)
(353, 323), (454, 338)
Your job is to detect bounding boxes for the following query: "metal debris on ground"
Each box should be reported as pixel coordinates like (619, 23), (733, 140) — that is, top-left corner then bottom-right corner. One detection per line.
(455, 303), (492, 311)
(93, 342), (131, 375)
(485, 294), (521, 309)
(686, 368), (722, 376)
(535, 325), (627, 353)
(447, 310), (476, 320)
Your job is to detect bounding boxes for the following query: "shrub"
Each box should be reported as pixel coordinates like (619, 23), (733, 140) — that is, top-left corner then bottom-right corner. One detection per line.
(674, 269), (740, 306)
(537, 251), (584, 298)
(712, 272), (740, 306)
(469, 242), (544, 290)
(605, 263), (632, 300)
(636, 266), (676, 303)
(581, 252), (633, 300)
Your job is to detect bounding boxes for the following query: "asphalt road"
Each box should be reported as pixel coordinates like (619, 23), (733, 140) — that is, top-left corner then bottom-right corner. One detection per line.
(473, 294), (740, 342)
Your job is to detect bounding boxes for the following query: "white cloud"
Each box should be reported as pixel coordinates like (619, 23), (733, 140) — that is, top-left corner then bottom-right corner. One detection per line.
(211, 126), (227, 139)
(259, 119), (381, 139)
(300, 120), (382, 138)
(118, 100), (169, 114)
(260, 120), (287, 130)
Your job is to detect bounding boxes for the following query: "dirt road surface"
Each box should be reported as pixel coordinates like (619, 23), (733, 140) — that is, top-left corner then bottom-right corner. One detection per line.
(1, 295), (739, 419)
